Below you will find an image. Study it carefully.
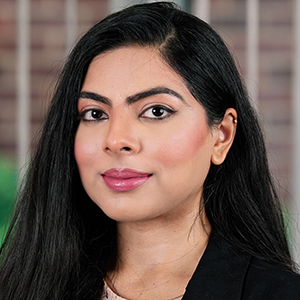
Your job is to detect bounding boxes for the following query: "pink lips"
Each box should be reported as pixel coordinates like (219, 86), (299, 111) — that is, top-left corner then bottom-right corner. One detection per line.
(102, 168), (152, 192)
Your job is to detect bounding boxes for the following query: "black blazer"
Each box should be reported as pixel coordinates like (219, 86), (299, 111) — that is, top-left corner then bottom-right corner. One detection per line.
(182, 234), (300, 299)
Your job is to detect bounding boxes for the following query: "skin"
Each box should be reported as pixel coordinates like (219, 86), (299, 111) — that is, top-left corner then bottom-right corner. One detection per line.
(75, 47), (237, 299)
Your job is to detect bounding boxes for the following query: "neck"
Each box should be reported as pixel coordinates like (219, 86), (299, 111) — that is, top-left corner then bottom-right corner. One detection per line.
(117, 211), (210, 268)
(107, 208), (211, 300)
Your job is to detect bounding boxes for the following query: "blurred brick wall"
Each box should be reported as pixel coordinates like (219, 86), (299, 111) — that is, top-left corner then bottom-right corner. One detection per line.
(0, 0), (109, 160)
(0, 0), (295, 203)
(209, 0), (294, 203)
(0, 0), (16, 159)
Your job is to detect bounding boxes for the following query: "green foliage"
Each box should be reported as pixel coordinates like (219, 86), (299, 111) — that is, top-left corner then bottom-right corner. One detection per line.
(0, 156), (17, 243)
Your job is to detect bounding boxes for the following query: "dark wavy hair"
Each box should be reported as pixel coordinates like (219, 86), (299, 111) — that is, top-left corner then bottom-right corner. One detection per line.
(0, 2), (294, 299)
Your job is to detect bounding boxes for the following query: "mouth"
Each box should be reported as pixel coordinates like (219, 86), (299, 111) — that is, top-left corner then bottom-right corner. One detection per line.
(101, 168), (152, 192)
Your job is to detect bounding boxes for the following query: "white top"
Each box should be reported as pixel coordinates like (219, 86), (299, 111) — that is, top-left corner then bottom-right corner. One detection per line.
(102, 280), (184, 300)
(102, 281), (127, 300)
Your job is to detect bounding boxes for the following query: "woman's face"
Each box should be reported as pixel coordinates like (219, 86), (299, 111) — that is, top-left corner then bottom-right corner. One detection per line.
(74, 47), (219, 222)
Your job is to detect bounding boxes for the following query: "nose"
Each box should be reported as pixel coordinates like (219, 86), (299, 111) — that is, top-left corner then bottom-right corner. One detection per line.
(102, 116), (141, 155)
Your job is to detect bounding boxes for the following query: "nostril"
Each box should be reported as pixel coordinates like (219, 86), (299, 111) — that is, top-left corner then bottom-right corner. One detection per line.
(122, 147), (132, 151)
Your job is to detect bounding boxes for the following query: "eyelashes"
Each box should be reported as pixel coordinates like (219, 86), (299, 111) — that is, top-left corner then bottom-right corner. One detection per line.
(139, 105), (177, 120)
(78, 105), (177, 122)
(78, 109), (108, 122)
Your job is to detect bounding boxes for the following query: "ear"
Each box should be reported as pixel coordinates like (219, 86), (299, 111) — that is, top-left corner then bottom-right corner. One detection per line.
(211, 108), (237, 165)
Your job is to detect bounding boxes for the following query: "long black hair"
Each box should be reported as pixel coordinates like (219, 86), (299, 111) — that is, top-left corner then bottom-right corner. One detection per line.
(0, 2), (294, 299)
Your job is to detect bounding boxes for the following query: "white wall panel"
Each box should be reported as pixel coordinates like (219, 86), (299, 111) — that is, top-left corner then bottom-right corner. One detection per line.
(17, 0), (30, 181)
(292, 0), (300, 265)
(246, 0), (259, 105)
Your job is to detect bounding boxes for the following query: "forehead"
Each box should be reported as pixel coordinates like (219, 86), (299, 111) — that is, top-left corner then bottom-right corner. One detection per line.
(82, 47), (191, 96)
(90, 46), (164, 72)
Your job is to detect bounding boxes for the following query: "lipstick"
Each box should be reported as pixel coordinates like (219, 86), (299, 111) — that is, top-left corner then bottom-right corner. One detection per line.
(102, 168), (152, 192)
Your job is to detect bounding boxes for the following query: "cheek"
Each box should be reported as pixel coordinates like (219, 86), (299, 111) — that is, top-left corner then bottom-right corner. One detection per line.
(150, 122), (210, 166)
(74, 130), (100, 171)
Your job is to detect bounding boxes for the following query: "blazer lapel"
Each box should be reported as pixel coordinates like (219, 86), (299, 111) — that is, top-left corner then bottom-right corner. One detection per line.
(182, 234), (251, 300)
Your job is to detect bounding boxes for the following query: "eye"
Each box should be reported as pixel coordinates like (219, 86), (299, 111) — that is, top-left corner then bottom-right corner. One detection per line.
(140, 105), (177, 120)
(79, 109), (108, 122)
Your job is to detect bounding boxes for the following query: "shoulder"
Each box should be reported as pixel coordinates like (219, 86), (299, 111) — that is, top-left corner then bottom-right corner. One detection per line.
(242, 256), (300, 299)
(183, 233), (300, 300)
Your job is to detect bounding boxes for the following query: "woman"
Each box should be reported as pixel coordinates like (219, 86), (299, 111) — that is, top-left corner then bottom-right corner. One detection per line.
(0, 2), (299, 299)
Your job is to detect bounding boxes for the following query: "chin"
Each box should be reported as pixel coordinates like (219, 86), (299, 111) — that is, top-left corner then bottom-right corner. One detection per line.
(100, 205), (162, 223)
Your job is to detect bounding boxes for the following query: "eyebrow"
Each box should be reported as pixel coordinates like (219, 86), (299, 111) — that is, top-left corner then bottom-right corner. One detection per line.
(126, 87), (185, 105)
(78, 91), (111, 106)
(78, 87), (185, 106)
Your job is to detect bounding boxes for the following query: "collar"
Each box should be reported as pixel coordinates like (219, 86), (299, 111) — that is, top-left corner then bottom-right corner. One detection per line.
(182, 233), (251, 300)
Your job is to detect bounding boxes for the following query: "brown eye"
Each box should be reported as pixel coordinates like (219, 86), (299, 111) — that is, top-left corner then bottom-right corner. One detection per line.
(141, 105), (176, 120)
(80, 109), (108, 121)
(152, 107), (165, 117)
(91, 110), (103, 119)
